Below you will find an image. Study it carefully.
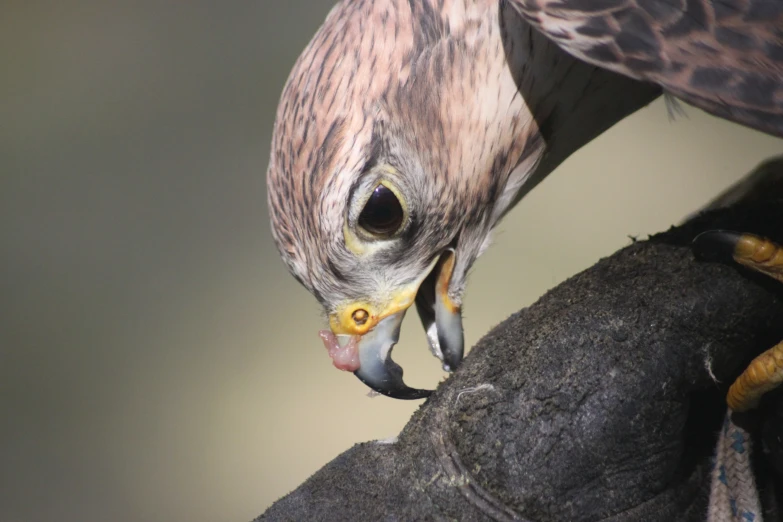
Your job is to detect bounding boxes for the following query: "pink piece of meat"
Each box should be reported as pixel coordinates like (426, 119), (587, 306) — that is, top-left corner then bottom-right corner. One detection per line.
(318, 330), (360, 372)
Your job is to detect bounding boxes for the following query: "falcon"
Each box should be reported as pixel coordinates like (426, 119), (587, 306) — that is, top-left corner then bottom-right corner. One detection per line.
(266, 0), (783, 400)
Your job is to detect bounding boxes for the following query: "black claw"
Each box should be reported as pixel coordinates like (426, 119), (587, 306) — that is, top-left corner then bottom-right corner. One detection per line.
(692, 229), (743, 264)
(354, 372), (432, 400)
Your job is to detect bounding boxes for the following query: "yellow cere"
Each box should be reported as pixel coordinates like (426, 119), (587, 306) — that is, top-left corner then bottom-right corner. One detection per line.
(328, 255), (442, 336)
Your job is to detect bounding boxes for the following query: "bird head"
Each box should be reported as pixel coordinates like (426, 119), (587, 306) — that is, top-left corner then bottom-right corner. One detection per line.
(267, 0), (550, 398)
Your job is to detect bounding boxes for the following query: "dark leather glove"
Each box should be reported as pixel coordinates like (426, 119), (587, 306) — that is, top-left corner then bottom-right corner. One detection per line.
(258, 199), (783, 522)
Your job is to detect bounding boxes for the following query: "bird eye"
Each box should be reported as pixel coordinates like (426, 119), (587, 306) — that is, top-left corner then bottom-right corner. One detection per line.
(358, 184), (404, 237)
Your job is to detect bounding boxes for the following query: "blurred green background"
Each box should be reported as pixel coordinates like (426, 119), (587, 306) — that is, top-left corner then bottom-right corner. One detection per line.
(1, 2), (782, 521)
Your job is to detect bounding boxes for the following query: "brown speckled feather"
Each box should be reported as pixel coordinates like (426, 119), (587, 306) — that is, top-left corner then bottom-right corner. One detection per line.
(509, 0), (783, 137)
(266, 0), (658, 315)
(268, 0), (544, 307)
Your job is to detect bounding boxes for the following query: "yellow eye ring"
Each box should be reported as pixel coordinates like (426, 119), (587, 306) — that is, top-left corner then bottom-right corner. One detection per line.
(343, 167), (409, 255)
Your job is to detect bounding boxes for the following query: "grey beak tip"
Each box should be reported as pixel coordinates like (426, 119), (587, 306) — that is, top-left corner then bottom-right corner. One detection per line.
(438, 319), (464, 373)
(353, 311), (434, 400)
(353, 371), (433, 400)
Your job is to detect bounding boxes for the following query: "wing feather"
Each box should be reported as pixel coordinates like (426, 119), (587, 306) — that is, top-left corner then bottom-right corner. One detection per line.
(510, 0), (783, 137)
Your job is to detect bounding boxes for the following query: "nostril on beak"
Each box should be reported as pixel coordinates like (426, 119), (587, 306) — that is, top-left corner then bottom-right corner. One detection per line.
(352, 309), (369, 326)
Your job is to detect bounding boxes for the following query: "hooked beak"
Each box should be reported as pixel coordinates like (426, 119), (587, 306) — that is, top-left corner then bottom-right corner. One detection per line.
(352, 311), (431, 399)
(321, 250), (465, 399)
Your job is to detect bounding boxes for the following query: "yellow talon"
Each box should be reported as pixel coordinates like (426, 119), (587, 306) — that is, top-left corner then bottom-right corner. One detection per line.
(696, 232), (783, 412)
(732, 233), (783, 283)
(727, 341), (783, 412)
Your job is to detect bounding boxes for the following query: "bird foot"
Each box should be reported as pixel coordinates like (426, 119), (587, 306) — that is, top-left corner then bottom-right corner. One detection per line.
(693, 230), (783, 412)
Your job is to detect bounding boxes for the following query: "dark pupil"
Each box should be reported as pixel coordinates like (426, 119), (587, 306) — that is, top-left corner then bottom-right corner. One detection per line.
(358, 185), (403, 236)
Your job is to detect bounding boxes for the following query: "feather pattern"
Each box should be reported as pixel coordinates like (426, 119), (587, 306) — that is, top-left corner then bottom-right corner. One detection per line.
(267, 0), (535, 308)
(508, 0), (783, 137)
(265, 0), (657, 315)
